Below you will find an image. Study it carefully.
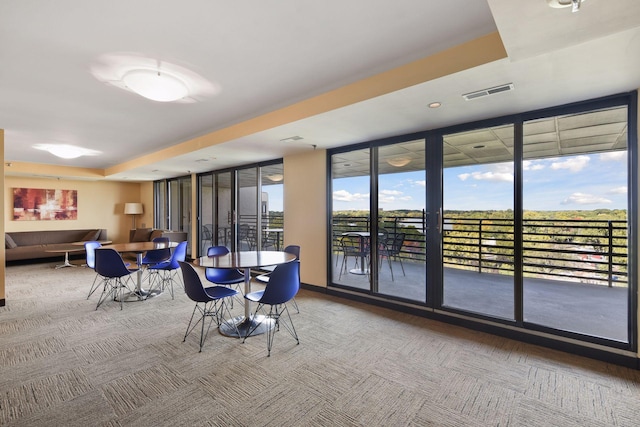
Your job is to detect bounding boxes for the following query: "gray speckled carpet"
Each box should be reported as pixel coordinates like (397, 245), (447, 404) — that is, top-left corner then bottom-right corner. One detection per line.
(1, 261), (639, 426)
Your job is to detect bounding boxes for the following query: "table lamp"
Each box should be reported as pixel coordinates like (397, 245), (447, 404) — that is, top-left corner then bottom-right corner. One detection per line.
(124, 203), (143, 229)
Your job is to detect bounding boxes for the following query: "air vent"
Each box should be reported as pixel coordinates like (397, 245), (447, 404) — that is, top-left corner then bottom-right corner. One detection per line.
(280, 136), (304, 143)
(462, 83), (514, 101)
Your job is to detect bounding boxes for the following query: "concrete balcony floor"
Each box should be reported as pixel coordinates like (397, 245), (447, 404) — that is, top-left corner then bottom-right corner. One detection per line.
(331, 255), (628, 343)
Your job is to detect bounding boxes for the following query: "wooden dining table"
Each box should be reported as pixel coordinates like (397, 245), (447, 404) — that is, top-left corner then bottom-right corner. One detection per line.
(102, 241), (177, 301)
(194, 250), (296, 337)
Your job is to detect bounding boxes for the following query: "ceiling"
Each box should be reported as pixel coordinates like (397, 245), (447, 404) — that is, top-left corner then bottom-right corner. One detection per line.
(2, 0), (640, 182)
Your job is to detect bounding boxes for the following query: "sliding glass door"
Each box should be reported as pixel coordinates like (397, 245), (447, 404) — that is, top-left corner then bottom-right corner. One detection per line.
(522, 106), (629, 342)
(377, 141), (426, 302)
(196, 161), (284, 255)
(441, 124), (515, 320)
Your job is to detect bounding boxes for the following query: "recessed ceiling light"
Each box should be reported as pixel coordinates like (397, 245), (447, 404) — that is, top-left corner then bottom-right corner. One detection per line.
(122, 69), (188, 102)
(428, 102), (441, 108)
(34, 144), (101, 159)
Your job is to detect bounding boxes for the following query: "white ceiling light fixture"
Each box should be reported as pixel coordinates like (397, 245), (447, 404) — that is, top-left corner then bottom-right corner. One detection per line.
(267, 173), (284, 182)
(34, 144), (101, 159)
(387, 157), (411, 167)
(547, 0), (585, 12)
(122, 69), (189, 102)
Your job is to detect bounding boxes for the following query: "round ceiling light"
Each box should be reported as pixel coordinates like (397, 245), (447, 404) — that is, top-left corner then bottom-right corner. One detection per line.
(387, 157), (411, 167)
(34, 144), (100, 159)
(122, 69), (188, 102)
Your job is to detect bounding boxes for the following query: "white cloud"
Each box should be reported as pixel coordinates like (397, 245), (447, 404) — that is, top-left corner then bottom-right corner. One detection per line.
(599, 151), (626, 162)
(458, 170), (513, 183)
(523, 160), (545, 171)
(414, 180), (426, 187)
(561, 192), (612, 205)
(609, 186), (627, 195)
(550, 155), (590, 172)
(379, 189), (411, 204)
(333, 189), (369, 202)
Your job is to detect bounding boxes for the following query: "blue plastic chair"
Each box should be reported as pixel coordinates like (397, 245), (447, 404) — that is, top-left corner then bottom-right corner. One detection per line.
(85, 241), (103, 299)
(243, 261), (300, 356)
(255, 245), (301, 313)
(142, 237), (171, 267)
(179, 261), (240, 352)
(147, 241), (187, 299)
(205, 246), (245, 307)
(94, 248), (138, 310)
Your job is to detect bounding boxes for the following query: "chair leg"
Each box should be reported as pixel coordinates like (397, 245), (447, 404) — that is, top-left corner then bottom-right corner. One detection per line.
(243, 303), (265, 342)
(397, 256), (406, 276)
(290, 297), (299, 314)
(87, 273), (104, 299)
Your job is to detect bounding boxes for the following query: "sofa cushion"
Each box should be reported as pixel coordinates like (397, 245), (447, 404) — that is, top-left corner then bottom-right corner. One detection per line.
(5, 233), (17, 249)
(80, 229), (101, 241)
(149, 229), (165, 241)
(131, 228), (152, 242)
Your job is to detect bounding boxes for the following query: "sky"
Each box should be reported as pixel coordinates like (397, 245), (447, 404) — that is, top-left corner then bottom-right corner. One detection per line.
(332, 151), (628, 212)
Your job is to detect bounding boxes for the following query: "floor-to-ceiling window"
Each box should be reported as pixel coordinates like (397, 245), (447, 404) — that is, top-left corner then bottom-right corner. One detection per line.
(194, 160), (283, 255)
(153, 175), (192, 257)
(330, 140), (427, 302)
(522, 105), (630, 342)
(442, 124), (515, 320)
(327, 92), (636, 352)
(331, 148), (371, 290)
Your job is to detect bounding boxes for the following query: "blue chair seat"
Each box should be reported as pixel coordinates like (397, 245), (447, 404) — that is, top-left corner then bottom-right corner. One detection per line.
(204, 285), (238, 300)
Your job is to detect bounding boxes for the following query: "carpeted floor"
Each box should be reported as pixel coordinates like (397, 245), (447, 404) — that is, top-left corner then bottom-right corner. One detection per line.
(1, 261), (640, 426)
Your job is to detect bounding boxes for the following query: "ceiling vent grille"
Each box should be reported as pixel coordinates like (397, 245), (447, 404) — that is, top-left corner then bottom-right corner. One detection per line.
(280, 136), (304, 143)
(462, 83), (514, 101)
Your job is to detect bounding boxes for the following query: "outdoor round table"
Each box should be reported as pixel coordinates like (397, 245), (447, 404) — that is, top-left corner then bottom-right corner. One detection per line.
(194, 250), (296, 338)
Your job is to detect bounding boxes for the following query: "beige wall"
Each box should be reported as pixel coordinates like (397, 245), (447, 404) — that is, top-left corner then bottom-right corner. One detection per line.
(4, 176), (143, 244)
(284, 149), (327, 288)
(1, 130), (5, 304)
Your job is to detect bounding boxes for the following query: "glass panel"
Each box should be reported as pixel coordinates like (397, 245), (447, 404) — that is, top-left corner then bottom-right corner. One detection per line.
(377, 140), (427, 302)
(216, 172), (233, 250)
(237, 167), (258, 251)
(154, 181), (166, 229)
(261, 164), (284, 250)
(169, 180), (179, 231)
(331, 149), (371, 290)
(199, 174), (213, 256)
(168, 176), (191, 257)
(442, 124), (515, 320)
(522, 106), (629, 342)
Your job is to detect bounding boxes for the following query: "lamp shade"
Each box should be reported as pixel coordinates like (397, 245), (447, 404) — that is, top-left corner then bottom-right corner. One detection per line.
(124, 203), (143, 215)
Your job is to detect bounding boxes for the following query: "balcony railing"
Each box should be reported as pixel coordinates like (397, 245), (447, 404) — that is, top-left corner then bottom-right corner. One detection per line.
(332, 215), (628, 287)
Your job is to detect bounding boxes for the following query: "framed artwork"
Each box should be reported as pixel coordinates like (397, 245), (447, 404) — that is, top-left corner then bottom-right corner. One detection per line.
(13, 188), (78, 221)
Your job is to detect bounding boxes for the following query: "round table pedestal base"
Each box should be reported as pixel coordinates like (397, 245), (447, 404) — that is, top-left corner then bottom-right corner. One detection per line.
(119, 288), (162, 302)
(219, 315), (274, 338)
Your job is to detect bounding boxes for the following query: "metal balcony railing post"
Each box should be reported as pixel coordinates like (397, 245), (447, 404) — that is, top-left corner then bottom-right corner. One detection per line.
(608, 220), (614, 287)
(478, 219), (483, 273)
